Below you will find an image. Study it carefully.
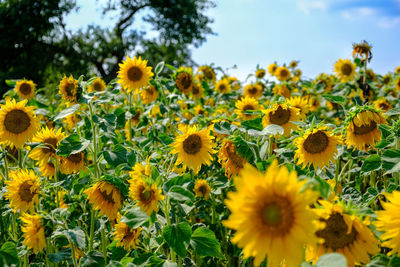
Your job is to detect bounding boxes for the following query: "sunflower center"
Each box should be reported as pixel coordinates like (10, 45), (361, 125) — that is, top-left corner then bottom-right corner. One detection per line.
(260, 196), (294, 234)
(192, 85), (199, 95)
(67, 153), (82, 163)
(20, 83), (32, 95)
(42, 138), (58, 154)
(379, 102), (389, 110)
(269, 106), (290, 125)
(353, 121), (377, 135)
(316, 212), (358, 250)
(183, 134), (202, 155)
(127, 66), (143, 82)
(100, 189), (115, 205)
(280, 69), (289, 78)
(177, 73), (192, 90)
(341, 64), (352, 76)
(4, 109), (31, 134)
(226, 145), (244, 168)
(93, 81), (103, 91)
(248, 87), (258, 95)
(243, 104), (255, 111)
(18, 181), (35, 203)
(303, 130), (329, 154)
(383, 77), (390, 84)
(218, 84), (226, 92)
(122, 228), (134, 241)
(140, 189), (152, 202)
(203, 69), (214, 80)
(198, 185), (208, 196)
(65, 83), (75, 96)
(146, 87), (154, 95)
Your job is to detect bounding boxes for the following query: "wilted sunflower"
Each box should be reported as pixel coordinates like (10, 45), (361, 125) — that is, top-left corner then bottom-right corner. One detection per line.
(215, 78), (231, 94)
(170, 125), (216, 174)
(244, 83), (263, 99)
(5, 169), (40, 213)
(140, 85), (158, 104)
(193, 179), (211, 200)
(84, 181), (122, 222)
(306, 201), (379, 267)
(0, 99), (39, 148)
(117, 56), (153, 93)
(224, 160), (319, 266)
(294, 126), (341, 169)
(87, 77), (106, 93)
(218, 139), (246, 178)
(129, 178), (164, 215)
(352, 40), (372, 62)
(272, 84), (291, 98)
(59, 152), (86, 174)
(59, 75), (78, 102)
(15, 79), (36, 99)
(286, 96), (309, 120)
(175, 68), (194, 94)
(275, 66), (291, 81)
(198, 65), (216, 82)
(334, 59), (356, 83)
(190, 82), (204, 99)
(29, 127), (66, 165)
(373, 98), (391, 112)
(267, 63), (278, 75)
(345, 108), (386, 151)
(39, 161), (56, 178)
(234, 96), (260, 121)
(20, 213), (46, 253)
(262, 103), (300, 136)
(255, 68), (266, 79)
(374, 190), (400, 257)
(114, 219), (142, 250)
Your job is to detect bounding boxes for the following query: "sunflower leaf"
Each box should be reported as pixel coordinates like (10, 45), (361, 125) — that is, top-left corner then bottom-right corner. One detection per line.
(0, 242), (19, 265)
(315, 253), (347, 267)
(190, 227), (223, 258)
(121, 205), (149, 229)
(57, 134), (90, 156)
(53, 104), (80, 121)
(162, 222), (192, 258)
(361, 154), (381, 173)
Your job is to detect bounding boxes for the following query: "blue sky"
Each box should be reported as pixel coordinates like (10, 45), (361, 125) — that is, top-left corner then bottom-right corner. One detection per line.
(65, 0), (400, 80)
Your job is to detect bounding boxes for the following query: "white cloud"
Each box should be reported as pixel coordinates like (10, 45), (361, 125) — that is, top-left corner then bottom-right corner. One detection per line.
(340, 7), (376, 20)
(297, 0), (329, 15)
(378, 16), (400, 28)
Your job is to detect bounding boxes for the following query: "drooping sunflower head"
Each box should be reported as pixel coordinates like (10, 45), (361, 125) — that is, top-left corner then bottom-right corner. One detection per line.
(193, 179), (211, 200)
(198, 65), (216, 82)
(140, 85), (158, 104)
(294, 126), (341, 169)
(234, 96), (260, 121)
(268, 63), (278, 75)
(129, 178), (164, 215)
(174, 67), (194, 94)
(39, 161), (56, 178)
(215, 78), (231, 94)
(373, 98), (392, 112)
(275, 66), (291, 81)
(352, 40), (372, 62)
(170, 125), (216, 174)
(114, 220), (142, 250)
(244, 83), (263, 99)
(218, 139), (246, 178)
(272, 84), (291, 98)
(286, 96), (309, 120)
(228, 76), (241, 91)
(87, 77), (106, 93)
(59, 75), (78, 102)
(255, 68), (266, 79)
(15, 79), (36, 99)
(190, 82), (204, 99)
(117, 56), (153, 93)
(84, 181), (122, 222)
(224, 160), (319, 266)
(262, 103), (300, 136)
(4, 169), (40, 213)
(59, 152), (86, 174)
(20, 213), (46, 254)
(0, 99), (39, 148)
(334, 59), (356, 83)
(29, 127), (66, 165)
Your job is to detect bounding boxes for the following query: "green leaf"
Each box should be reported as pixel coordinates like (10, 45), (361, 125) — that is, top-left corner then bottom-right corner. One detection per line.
(5, 79), (16, 87)
(362, 187), (378, 206)
(155, 61), (165, 75)
(322, 94), (345, 104)
(0, 242), (19, 265)
(162, 222), (192, 258)
(384, 108), (400, 116)
(121, 205), (149, 228)
(57, 134), (90, 156)
(62, 228), (86, 251)
(168, 186), (195, 202)
(158, 133), (174, 145)
(48, 248), (71, 263)
(102, 144), (127, 167)
(262, 124), (284, 135)
(315, 253), (347, 267)
(241, 117), (263, 131)
(190, 227), (223, 258)
(382, 149), (400, 174)
(53, 104), (80, 121)
(213, 121), (233, 135)
(82, 251), (105, 267)
(379, 124), (392, 139)
(361, 154), (381, 173)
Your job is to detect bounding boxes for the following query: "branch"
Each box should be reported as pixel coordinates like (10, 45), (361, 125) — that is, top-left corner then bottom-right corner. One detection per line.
(115, 4), (150, 37)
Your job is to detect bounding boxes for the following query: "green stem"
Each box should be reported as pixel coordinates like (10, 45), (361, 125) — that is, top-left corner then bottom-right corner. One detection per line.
(12, 213), (17, 242)
(18, 148), (23, 168)
(101, 227), (108, 264)
(54, 158), (60, 208)
(23, 252), (28, 267)
(395, 137), (400, 186)
(334, 156), (341, 184)
(88, 210), (97, 251)
(163, 198), (176, 262)
(69, 242), (79, 267)
(88, 102), (100, 180)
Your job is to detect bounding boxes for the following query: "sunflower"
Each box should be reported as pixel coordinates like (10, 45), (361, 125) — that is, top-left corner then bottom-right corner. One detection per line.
(39, 161), (56, 178)
(84, 181), (122, 221)
(139, 85), (158, 104)
(15, 79), (36, 99)
(218, 140), (246, 178)
(129, 178), (164, 215)
(0, 99), (39, 148)
(334, 59), (356, 83)
(59, 152), (86, 174)
(309, 96), (320, 111)
(395, 77), (400, 91)
(128, 157), (151, 183)
(262, 103), (300, 136)
(198, 65), (216, 82)
(272, 84), (291, 98)
(382, 74), (391, 85)
(117, 56), (153, 93)
(229, 76), (241, 91)
(224, 160), (319, 266)
(275, 66), (291, 81)
(306, 201), (379, 267)
(373, 98), (392, 112)
(395, 66), (400, 74)
(190, 82), (203, 99)
(170, 125), (216, 174)
(193, 179), (211, 200)
(292, 69), (302, 82)
(194, 105), (207, 116)
(63, 114), (80, 130)
(268, 63), (278, 75)
(20, 213), (46, 253)
(114, 220), (142, 250)
(255, 69), (266, 79)
(326, 101), (340, 111)
(59, 75), (78, 102)
(352, 40), (372, 62)
(314, 73), (334, 92)
(294, 126), (341, 169)
(374, 190), (400, 257)
(215, 78), (231, 94)
(4, 169), (40, 213)
(244, 83), (263, 99)
(29, 127), (66, 165)
(87, 77), (106, 93)
(234, 96), (260, 121)
(175, 68), (194, 94)
(286, 96), (309, 120)
(345, 108), (386, 151)
(289, 60), (298, 68)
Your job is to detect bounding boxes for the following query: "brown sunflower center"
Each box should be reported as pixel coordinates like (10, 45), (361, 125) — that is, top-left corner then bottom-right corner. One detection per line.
(269, 106), (290, 125)
(383, 77), (390, 84)
(93, 81), (103, 91)
(218, 84), (226, 92)
(183, 134), (202, 155)
(18, 181), (35, 203)
(280, 69), (289, 78)
(122, 228), (134, 241)
(100, 189), (115, 205)
(198, 185), (208, 196)
(20, 83), (32, 95)
(243, 104), (255, 112)
(303, 130), (329, 154)
(341, 64), (353, 76)
(260, 196), (294, 235)
(353, 121), (377, 135)
(67, 153), (82, 164)
(177, 73), (192, 90)
(4, 109), (31, 134)
(140, 188), (153, 203)
(127, 66), (143, 82)
(192, 85), (200, 95)
(248, 86), (258, 95)
(379, 102), (389, 110)
(203, 69), (214, 80)
(65, 83), (76, 96)
(42, 138), (58, 154)
(146, 87), (154, 95)
(316, 212), (358, 250)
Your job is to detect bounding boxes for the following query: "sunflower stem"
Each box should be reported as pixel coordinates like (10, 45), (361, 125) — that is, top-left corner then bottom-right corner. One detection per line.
(88, 101), (100, 180)
(12, 212), (18, 242)
(54, 158), (60, 208)
(88, 210), (97, 251)
(23, 252), (28, 267)
(69, 241), (79, 267)
(395, 136), (400, 186)
(163, 198), (176, 262)
(101, 227), (108, 264)
(334, 156), (341, 184)
(18, 148), (23, 168)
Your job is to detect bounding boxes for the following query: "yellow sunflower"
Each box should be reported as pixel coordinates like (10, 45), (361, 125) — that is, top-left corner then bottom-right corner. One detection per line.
(20, 213), (46, 253)
(87, 77), (106, 93)
(334, 59), (356, 83)
(215, 78), (231, 94)
(326, 101), (340, 111)
(275, 66), (291, 81)
(84, 181), (122, 222)
(59, 152), (86, 174)
(289, 60), (298, 68)
(170, 125), (216, 174)
(59, 75), (78, 102)
(308, 96), (320, 111)
(194, 105), (207, 116)
(374, 190), (400, 257)
(306, 201), (379, 267)
(175, 68), (193, 94)
(234, 96), (260, 121)
(255, 69), (266, 79)
(140, 85), (158, 104)
(39, 161), (56, 178)
(128, 157), (151, 183)
(193, 179), (211, 200)
(229, 76), (241, 91)
(198, 65), (216, 82)
(5, 169), (40, 213)
(243, 83), (263, 99)
(373, 98), (392, 112)
(29, 127), (66, 165)
(218, 139), (246, 178)
(345, 108), (386, 151)
(63, 114), (80, 130)
(267, 63), (278, 75)
(395, 77), (400, 91)
(395, 66), (400, 74)
(129, 178), (164, 215)
(382, 74), (391, 85)
(314, 73), (334, 92)
(272, 84), (291, 99)
(114, 220), (142, 250)
(190, 82), (204, 99)
(15, 79), (36, 99)
(294, 126), (341, 169)
(0, 99), (39, 148)
(117, 56), (153, 93)
(224, 160), (319, 266)
(286, 96), (309, 120)
(262, 103), (300, 136)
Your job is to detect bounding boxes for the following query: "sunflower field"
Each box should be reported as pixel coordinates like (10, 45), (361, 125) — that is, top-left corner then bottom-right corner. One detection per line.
(1, 41), (400, 267)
